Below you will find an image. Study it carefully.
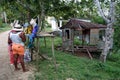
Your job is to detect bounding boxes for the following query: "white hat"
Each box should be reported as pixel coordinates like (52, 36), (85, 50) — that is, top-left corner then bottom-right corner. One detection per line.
(12, 24), (23, 31)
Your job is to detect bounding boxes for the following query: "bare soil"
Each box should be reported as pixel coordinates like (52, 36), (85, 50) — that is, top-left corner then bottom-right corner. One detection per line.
(0, 31), (35, 80)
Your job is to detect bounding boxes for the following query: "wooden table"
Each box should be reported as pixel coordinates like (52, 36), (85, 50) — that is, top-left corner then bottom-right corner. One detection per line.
(35, 32), (57, 71)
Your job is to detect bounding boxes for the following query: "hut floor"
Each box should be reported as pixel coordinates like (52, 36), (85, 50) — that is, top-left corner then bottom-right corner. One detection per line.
(55, 45), (101, 59)
(74, 50), (90, 59)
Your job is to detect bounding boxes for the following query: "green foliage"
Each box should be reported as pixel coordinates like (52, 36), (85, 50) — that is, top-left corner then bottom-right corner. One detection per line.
(108, 53), (120, 62)
(113, 26), (120, 51)
(0, 0), (98, 22)
(0, 18), (9, 28)
(0, 23), (11, 33)
(0, 18), (2, 26)
(113, 2), (120, 52)
(74, 37), (82, 45)
(1, 23), (8, 28)
(92, 16), (106, 24)
(44, 20), (51, 28)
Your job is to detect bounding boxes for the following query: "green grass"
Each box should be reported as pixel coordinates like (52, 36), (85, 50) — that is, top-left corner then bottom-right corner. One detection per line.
(0, 27), (11, 33)
(31, 36), (120, 80)
(0, 23), (11, 33)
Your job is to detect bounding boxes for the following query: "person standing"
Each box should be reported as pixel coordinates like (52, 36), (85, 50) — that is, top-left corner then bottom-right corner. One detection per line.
(28, 18), (38, 48)
(8, 20), (20, 65)
(8, 23), (28, 72)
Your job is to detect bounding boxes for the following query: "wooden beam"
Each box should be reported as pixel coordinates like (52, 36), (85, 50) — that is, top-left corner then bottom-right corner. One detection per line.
(51, 37), (57, 71)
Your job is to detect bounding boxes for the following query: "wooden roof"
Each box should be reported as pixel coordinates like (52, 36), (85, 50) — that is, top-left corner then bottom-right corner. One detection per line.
(60, 19), (106, 30)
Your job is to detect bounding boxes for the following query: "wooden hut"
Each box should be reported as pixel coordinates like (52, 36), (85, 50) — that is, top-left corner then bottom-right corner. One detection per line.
(60, 18), (106, 52)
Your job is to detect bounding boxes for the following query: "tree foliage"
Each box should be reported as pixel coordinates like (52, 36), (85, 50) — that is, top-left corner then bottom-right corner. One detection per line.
(0, 0), (98, 22)
(113, 1), (120, 51)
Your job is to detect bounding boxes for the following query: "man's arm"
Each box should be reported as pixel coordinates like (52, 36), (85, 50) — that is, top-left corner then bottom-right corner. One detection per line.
(19, 31), (26, 42)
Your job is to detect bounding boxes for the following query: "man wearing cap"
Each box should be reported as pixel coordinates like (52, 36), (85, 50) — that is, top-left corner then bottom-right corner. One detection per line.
(8, 22), (28, 72)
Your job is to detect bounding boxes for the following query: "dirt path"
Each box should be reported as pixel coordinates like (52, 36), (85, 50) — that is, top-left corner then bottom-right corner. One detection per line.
(0, 31), (34, 80)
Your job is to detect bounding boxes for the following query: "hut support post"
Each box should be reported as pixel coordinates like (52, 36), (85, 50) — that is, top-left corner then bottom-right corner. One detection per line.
(82, 31), (84, 46)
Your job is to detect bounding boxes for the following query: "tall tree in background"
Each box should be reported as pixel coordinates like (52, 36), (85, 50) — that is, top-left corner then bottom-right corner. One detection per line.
(94, 0), (116, 62)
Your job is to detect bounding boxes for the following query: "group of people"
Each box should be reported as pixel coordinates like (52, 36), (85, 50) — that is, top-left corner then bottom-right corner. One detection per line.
(8, 18), (38, 72)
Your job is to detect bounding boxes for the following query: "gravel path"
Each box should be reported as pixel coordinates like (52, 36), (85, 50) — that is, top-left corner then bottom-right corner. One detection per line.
(0, 31), (34, 80)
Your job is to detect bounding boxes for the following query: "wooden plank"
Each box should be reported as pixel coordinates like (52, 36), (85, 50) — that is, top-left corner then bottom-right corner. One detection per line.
(51, 37), (57, 71)
(85, 48), (93, 59)
(36, 37), (39, 71)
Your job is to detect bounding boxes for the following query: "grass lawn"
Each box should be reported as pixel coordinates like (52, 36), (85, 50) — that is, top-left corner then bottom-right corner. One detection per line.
(0, 28), (11, 33)
(0, 24), (11, 33)
(31, 37), (120, 80)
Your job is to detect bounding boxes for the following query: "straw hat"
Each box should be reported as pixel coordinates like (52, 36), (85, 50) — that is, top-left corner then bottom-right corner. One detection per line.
(12, 24), (23, 31)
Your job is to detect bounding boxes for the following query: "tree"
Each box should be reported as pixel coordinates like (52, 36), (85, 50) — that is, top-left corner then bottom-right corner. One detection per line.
(94, 0), (116, 62)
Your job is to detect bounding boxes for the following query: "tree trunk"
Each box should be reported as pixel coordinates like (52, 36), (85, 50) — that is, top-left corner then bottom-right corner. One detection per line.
(94, 0), (115, 62)
(39, 1), (45, 32)
(100, 22), (113, 62)
(3, 12), (7, 23)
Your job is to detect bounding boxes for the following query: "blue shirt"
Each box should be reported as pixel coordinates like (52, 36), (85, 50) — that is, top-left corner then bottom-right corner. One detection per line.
(32, 24), (38, 38)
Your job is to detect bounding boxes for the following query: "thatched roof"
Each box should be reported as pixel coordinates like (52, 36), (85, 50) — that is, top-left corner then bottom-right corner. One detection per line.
(60, 19), (106, 30)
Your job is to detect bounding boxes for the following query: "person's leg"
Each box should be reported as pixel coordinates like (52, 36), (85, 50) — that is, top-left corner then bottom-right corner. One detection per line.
(19, 55), (28, 72)
(12, 43), (20, 70)
(17, 44), (29, 72)
(13, 54), (20, 70)
(10, 51), (14, 64)
(8, 45), (14, 64)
